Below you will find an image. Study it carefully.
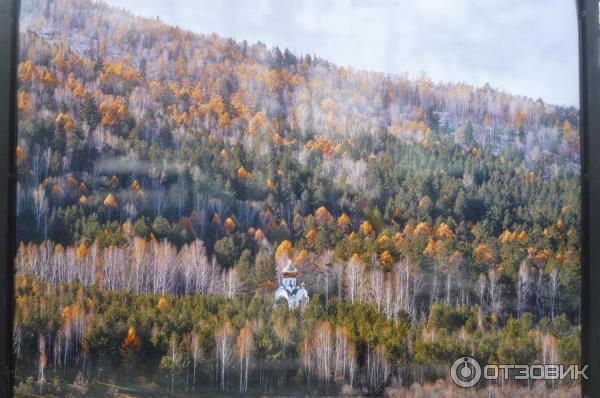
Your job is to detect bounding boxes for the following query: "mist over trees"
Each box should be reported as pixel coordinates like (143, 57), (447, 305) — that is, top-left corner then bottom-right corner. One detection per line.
(13, 0), (581, 395)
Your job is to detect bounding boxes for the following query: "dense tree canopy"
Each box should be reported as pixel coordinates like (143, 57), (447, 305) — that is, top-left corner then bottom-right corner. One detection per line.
(13, 0), (580, 395)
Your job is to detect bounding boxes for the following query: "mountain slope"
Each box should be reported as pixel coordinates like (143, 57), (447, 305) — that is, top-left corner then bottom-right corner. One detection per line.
(15, 0), (580, 314)
(19, 0), (579, 163)
(13, 1), (582, 395)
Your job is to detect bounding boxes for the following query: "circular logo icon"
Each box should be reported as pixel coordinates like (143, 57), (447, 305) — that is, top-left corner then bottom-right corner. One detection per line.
(450, 356), (481, 388)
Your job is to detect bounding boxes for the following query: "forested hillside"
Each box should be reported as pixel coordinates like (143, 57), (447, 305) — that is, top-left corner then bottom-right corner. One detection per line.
(13, 0), (581, 395)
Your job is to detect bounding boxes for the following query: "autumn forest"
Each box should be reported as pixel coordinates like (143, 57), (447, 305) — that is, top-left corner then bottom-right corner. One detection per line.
(13, 0), (581, 396)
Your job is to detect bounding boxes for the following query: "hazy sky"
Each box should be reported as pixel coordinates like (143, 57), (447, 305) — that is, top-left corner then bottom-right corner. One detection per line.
(104, 0), (579, 107)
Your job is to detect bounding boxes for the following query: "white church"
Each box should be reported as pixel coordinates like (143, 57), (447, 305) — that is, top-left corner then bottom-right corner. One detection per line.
(273, 260), (309, 309)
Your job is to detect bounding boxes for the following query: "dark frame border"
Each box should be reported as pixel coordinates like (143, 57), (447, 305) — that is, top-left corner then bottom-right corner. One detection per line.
(0, 0), (598, 397)
(578, 0), (600, 397)
(0, 0), (18, 397)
